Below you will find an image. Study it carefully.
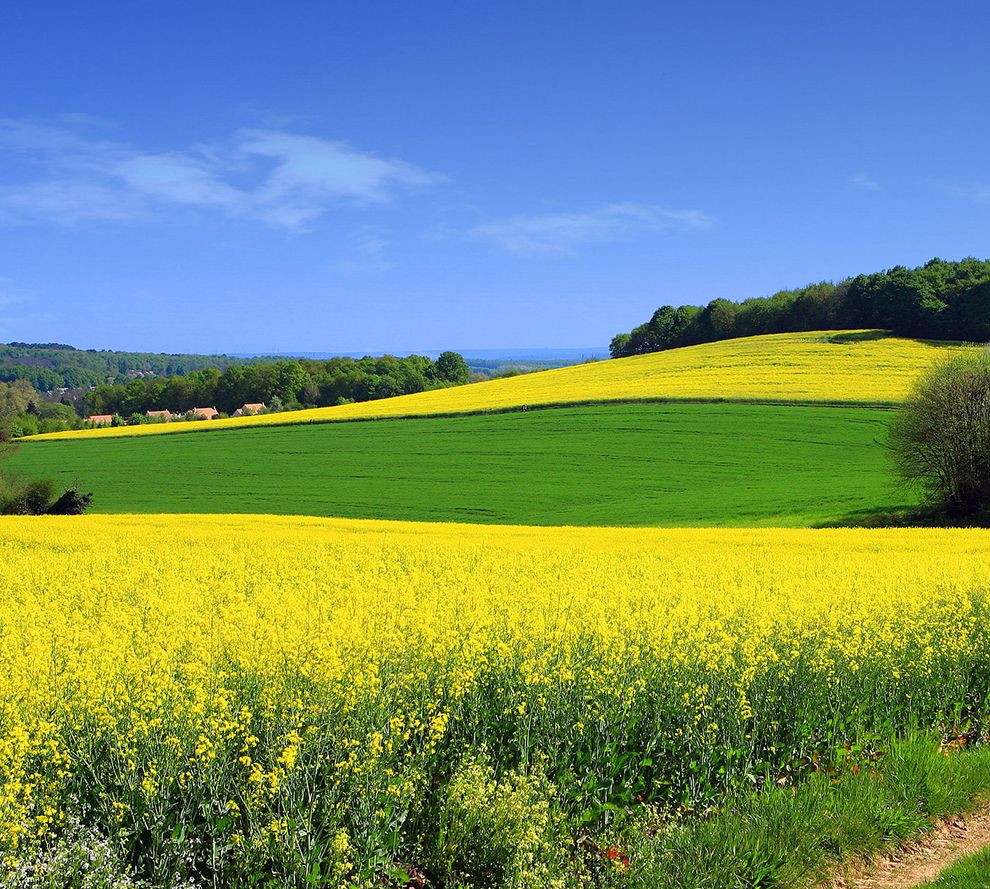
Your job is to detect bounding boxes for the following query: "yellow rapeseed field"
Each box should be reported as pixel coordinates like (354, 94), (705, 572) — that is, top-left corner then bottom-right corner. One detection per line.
(28, 331), (971, 441)
(2, 514), (989, 885)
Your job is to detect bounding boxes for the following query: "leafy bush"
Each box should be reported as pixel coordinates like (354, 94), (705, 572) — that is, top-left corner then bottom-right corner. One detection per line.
(430, 758), (569, 889)
(0, 477), (54, 515)
(0, 474), (92, 515)
(889, 350), (990, 518)
(47, 487), (94, 515)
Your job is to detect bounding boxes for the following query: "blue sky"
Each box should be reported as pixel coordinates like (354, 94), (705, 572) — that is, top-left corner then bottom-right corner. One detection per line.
(1, 1), (988, 354)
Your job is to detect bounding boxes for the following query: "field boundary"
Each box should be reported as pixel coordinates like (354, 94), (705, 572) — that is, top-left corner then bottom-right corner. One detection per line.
(22, 395), (901, 443)
(828, 800), (990, 888)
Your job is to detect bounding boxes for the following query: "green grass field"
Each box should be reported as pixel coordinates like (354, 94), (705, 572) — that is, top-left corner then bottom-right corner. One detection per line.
(920, 845), (990, 887)
(8, 402), (908, 526)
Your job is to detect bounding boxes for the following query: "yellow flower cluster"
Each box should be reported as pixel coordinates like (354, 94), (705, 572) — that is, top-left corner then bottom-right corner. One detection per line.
(28, 331), (970, 441)
(1, 514), (988, 880)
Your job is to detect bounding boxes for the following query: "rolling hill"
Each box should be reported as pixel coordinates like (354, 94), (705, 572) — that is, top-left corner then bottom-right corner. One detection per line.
(10, 328), (958, 525)
(25, 330), (969, 441)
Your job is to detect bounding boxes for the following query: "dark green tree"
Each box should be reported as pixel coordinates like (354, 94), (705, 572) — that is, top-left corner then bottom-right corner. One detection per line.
(608, 333), (632, 358)
(703, 298), (739, 339)
(435, 351), (471, 384)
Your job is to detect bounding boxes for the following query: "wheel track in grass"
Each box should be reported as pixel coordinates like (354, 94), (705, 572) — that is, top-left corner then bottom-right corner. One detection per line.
(827, 801), (990, 888)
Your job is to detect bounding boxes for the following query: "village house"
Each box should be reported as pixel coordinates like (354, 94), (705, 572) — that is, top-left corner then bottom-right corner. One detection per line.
(86, 414), (114, 426)
(231, 402), (266, 417)
(191, 406), (219, 420)
(146, 409), (175, 421)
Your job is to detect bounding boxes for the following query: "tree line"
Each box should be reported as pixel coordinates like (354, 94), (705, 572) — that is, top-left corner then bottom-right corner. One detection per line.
(83, 352), (472, 420)
(610, 257), (990, 358)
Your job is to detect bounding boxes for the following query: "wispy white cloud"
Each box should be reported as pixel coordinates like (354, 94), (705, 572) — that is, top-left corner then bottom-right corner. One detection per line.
(0, 180), (144, 223)
(940, 181), (990, 202)
(116, 153), (243, 208)
(469, 203), (712, 256)
(0, 119), (441, 230)
(239, 130), (442, 228)
(850, 174), (881, 192)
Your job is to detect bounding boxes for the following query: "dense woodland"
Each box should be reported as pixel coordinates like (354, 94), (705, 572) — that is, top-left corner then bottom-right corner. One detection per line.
(610, 258), (990, 357)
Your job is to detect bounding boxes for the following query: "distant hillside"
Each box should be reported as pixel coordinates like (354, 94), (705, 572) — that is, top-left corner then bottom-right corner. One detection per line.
(1, 345), (475, 437)
(237, 347), (607, 362)
(611, 257), (990, 358)
(233, 348), (607, 378)
(27, 330), (973, 441)
(0, 342), (278, 390)
(0, 341), (573, 406)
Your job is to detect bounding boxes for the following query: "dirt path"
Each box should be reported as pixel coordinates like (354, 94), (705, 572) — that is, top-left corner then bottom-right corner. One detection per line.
(828, 802), (990, 888)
